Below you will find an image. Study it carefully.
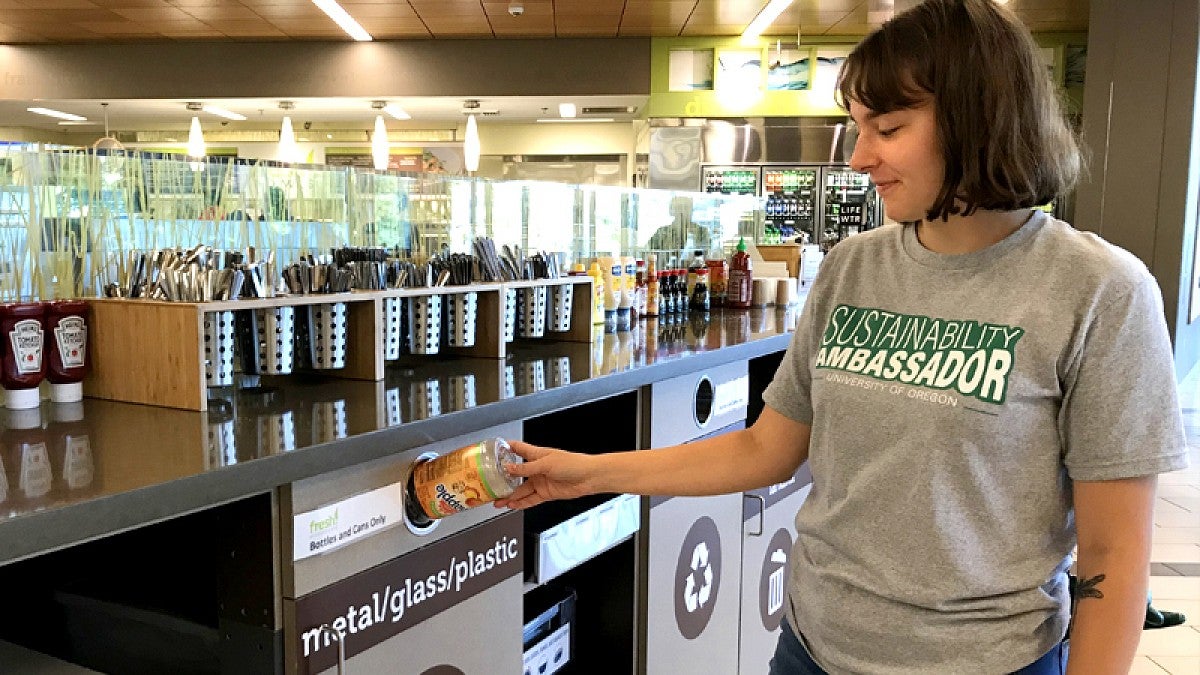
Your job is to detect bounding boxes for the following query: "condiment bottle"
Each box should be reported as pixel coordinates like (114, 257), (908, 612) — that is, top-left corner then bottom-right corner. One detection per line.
(0, 302), (47, 409)
(727, 237), (754, 309)
(675, 270), (689, 312)
(686, 250), (705, 295)
(3, 407), (51, 509)
(706, 259), (728, 308)
(634, 259), (647, 318)
(690, 268), (711, 312)
(49, 401), (95, 496)
(45, 300), (89, 404)
(646, 268), (660, 317)
(405, 437), (523, 524)
(586, 262), (606, 325)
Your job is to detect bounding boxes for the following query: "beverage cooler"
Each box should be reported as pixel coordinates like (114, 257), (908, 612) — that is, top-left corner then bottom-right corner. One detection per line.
(819, 167), (880, 251)
(763, 165), (881, 249)
(702, 166), (761, 196)
(761, 166), (819, 245)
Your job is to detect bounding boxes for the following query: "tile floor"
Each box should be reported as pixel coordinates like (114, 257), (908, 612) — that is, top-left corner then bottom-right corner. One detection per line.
(1129, 370), (1200, 674)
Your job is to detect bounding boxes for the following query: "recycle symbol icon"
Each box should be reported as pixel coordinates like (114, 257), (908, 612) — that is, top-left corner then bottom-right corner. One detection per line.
(683, 541), (714, 613)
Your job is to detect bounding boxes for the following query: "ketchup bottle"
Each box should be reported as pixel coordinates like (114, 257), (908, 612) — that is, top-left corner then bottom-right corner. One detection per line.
(45, 300), (89, 403)
(726, 237), (754, 309)
(0, 302), (47, 409)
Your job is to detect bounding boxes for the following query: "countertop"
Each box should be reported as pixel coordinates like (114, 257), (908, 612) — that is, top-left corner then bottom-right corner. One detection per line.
(0, 306), (802, 566)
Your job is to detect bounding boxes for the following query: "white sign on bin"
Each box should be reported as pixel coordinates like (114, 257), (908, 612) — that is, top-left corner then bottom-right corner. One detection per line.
(293, 482), (407, 561)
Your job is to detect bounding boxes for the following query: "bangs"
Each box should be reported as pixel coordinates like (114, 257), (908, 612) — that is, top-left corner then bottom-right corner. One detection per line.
(835, 30), (932, 114)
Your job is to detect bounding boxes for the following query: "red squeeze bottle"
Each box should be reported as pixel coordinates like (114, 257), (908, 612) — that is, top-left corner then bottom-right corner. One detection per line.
(727, 237), (754, 309)
(0, 302), (47, 409)
(45, 300), (89, 404)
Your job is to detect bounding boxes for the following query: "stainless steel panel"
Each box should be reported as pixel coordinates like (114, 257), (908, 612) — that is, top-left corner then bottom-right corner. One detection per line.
(283, 421), (522, 597)
(647, 361), (749, 447)
(648, 126), (703, 191)
(643, 494), (743, 675)
(737, 484), (811, 675)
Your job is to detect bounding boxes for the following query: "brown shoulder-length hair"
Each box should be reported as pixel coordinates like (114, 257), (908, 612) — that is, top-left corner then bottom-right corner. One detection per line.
(836, 0), (1081, 221)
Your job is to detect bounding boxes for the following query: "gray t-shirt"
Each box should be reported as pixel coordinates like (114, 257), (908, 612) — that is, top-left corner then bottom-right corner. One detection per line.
(763, 211), (1189, 674)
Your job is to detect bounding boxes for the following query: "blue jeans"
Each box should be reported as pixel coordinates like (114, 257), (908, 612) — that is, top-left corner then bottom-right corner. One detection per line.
(769, 619), (1069, 675)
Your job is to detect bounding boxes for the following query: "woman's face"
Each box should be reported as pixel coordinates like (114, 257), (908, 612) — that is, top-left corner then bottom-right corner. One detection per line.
(848, 98), (946, 222)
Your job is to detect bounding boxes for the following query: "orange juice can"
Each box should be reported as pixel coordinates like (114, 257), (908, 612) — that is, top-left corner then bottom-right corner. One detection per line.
(407, 437), (522, 522)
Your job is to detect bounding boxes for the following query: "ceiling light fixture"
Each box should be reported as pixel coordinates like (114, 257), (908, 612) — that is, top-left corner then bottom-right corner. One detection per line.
(383, 103), (410, 121)
(187, 116), (206, 159)
(372, 116), (390, 171)
(312, 0), (372, 41)
(535, 118), (616, 123)
(278, 101), (299, 163)
(741, 0), (795, 44)
(27, 107), (86, 122)
(201, 105), (247, 121)
(464, 114), (480, 173)
(558, 103), (577, 118)
(866, 0), (894, 23)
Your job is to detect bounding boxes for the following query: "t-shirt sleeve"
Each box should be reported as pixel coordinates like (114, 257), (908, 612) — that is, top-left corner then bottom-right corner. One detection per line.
(1061, 277), (1190, 481)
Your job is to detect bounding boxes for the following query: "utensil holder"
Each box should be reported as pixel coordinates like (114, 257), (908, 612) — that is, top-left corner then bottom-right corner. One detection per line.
(312, 400), (347, 444)
(503, 288), (518, 343)
(409, 379), (441, 420)
(447, 373), (477, 412)
(382, 297), (404, 361)
(408, 295), (443, 355)
(385, 387), (402, 427)
(516, 359), (546, 395)
(202, 311), (235, 387)
(205, 418), (236, 469)
(257, 411), (296, 456)
(548, 356), (571, 388)
(548, 284), (573, 332)
(307, 302), (348, 370)
(446, 292), (478, 348)
(503, 365), (516, 400)
(254, 306), (295, 375)
(517, 287), (548, 338)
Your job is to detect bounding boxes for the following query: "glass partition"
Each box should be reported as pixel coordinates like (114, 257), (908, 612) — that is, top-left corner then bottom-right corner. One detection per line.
(1, 149), (763, 299)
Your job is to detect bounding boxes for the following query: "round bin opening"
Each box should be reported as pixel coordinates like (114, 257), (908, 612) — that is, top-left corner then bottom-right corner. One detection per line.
(402, 451), (441, 536)
(694, 376), (715, 428)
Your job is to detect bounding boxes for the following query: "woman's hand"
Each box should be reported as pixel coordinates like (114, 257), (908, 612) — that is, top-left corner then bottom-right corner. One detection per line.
(494, 440), (599, 510)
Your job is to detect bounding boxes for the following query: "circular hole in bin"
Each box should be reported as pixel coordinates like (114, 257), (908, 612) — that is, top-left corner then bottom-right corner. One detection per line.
(403, 451), (441, 535)
(694, 376), (715, 428)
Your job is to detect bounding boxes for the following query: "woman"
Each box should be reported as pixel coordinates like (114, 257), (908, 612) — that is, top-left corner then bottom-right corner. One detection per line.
(496, 1), (1189, 673)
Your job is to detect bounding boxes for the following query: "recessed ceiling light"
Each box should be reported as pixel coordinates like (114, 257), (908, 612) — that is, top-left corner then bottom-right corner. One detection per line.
(558, 103), (577, 118)
(312, 0), (372, 41)
(57, 121), (100, 126)
(202, 105), (247, 121)
(536, 118), (615, 123)
(28, 107), (87, 122)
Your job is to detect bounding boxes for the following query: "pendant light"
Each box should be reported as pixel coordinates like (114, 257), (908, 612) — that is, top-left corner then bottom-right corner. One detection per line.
(464, 113), (480, 173)
(371, 101), (390, 171)
(278, 101), (299, 163)
(187, 115), (206, 160)
(372, 115), (389, 171)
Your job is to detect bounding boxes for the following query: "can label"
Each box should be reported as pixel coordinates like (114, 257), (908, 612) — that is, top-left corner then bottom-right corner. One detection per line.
(411, 442), (503, 520)
(10, 319), (44, 375)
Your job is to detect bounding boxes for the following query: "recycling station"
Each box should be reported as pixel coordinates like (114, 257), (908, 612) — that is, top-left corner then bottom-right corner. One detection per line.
(0, 305), (807, 674)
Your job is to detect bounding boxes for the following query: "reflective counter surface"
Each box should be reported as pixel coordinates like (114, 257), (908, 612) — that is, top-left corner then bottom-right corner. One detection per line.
(0, 306), (801, 564)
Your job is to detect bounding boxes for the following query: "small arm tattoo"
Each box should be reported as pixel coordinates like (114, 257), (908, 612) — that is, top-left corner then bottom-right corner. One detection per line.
(1076, 574), (1106, 601)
